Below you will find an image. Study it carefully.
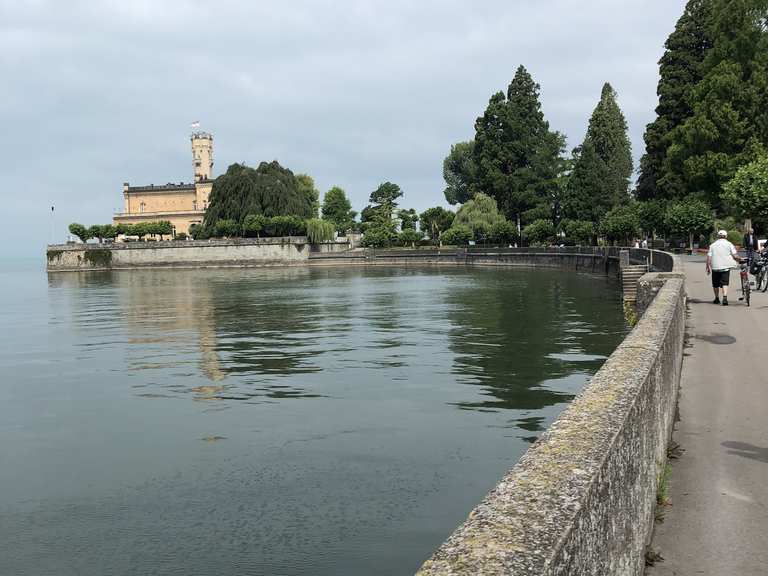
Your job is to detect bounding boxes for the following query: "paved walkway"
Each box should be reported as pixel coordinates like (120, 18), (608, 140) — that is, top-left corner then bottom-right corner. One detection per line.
(647, 256), (768, 575)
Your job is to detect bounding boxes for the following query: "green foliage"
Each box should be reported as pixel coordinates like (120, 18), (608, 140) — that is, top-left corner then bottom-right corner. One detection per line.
(398, 208), (419, 231)
(321, 186), (357, 234)
(419, 207), (455, 244)
(559, 219), (595, 245)
(367, 182), (403, 222)
(453, 193), (506, 238)
(473, 65), (565, 224)
(722, 155), (768, 220)
(175, 232), (188, 240)
(296, 174), (320, 218)
(443, 141), (478, 205)
(585, 83), (633, 206)
(665, 197), (714, 247)
(637, 0), (714, 201)
(46, 249), (63, 261)
(637, 200), (669, 238)
(441, 225), (473, 246)
(661, 0), (768, 208)
(490, 220), (518, 245)
(398, 228), (423, 247)
(203, 162), (314, 235)
(267, 215), (306, 237)
(361, 226), (398, 248)
(68, 223), (90, 243)
(306, 218), (336, 244)
(727, 229), (743, 245)
(601, 205), (641, 244)
(214, 219), (240, 238)
(562, 142), (610, 224)
(243, 214), (270, 237)
(189, 223), (207, 240)
(523, 219), (556, 246)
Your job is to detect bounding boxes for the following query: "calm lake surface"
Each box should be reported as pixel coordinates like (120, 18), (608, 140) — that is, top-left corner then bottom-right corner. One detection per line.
(0, 261), (627, 576)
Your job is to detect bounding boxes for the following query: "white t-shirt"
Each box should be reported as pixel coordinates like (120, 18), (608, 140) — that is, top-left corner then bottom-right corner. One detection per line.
(708, 238), (738, 271)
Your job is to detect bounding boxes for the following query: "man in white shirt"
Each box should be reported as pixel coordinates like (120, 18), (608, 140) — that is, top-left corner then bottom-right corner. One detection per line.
(706, 229), (744, 306)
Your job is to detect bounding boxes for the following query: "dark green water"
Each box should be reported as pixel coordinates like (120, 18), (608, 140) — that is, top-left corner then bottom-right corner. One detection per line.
(0, 262), (626, 576)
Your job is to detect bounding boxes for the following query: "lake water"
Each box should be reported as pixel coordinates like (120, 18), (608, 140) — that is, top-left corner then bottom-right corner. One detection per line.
(0, 261), (626, 576)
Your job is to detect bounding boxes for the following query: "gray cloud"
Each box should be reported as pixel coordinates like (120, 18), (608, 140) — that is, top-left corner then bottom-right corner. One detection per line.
(0, 0), (685, 256)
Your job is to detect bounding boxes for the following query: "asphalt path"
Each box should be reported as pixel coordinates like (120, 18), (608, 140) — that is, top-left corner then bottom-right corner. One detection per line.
(647, 255), (768, 575)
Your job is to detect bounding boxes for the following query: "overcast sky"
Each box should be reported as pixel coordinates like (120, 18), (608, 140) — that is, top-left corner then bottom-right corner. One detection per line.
(1, 0), (686, 257)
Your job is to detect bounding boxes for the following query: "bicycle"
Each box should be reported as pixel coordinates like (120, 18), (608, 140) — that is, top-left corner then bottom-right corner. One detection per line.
(754, 252), (768, 292)
(739, 261), (751, 307)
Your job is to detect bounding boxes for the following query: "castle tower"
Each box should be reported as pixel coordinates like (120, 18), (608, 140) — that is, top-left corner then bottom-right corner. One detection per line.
(191, 132), (214, 182)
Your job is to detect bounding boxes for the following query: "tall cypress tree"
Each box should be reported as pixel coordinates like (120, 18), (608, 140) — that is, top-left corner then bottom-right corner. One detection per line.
(474, 65), (564, 227)
(664, 0), (768, 209)
(636, 0), (714, 201)
(584, 83), (633, 207)
(562, 142), (610, 224)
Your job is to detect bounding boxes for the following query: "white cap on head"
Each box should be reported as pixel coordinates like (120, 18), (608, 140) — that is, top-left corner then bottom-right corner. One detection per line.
(718, 229), (728, 237)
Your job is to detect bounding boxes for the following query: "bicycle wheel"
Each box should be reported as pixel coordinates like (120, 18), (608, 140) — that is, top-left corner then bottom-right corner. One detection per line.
(760, 268), (768, 292)
(745, 277), (751, 307)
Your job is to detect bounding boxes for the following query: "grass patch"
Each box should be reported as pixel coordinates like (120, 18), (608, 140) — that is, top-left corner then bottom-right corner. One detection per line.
(623, 300), (638, 327)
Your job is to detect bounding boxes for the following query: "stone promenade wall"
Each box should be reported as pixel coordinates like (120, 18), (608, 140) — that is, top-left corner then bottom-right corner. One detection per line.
(417, 260), (684, 576)
(46, 238), (351, 271)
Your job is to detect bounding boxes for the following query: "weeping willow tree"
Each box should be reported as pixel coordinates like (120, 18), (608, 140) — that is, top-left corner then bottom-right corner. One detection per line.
(203, 162), (314, 235)
(306, 218), (336, 243)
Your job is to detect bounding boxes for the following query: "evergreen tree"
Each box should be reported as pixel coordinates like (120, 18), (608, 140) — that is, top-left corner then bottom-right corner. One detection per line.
(664, 0), (768, 209)
(443, 141), (478, 205)
(473, 65), (564, 227)
(584, 83), (633, 207)
(562, 142), (610, 224)
(637, 0), (714, 201)
(296, 174), (321, 218)
(321, 186), (357, 234)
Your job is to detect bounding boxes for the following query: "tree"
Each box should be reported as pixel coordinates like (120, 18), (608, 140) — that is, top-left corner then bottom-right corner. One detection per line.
(361, 226), (398, 248)
(321, 187), (357, 234)
(559, 219), (595, 245)
(69, 223), (90, 243)
(523, 219), (556, 246)
(243, 214), (269, 237)
(214, 219), (240, 238)
(600, 205), (641, 245)
(490, 220), (518, 245)
(419, 207), (455, 245)
(306, 218), (336, 243)
(637, 0), (714, 201)
(398, 208), (419, 231)
(723, 155), (768, 224)
(267, 215), (306, 237)
(443, 141), (478, 205)
(399, 229), (423, 247)
(203, 162), (314, 235)
(584, 83), (633, 207)
(562, 142), (611, 224)
(189, 223), (207, 240)
(637, 200), (668, 240)
(87, 224), (106, 243)
(474, 65), (565, 227)
(665, 196), (714, 249)
(453, 193), (506, 238)
(663, 0), (768, 209)
(368, 182), (403, 222)
(296, 174), (321, 218)
(441, 225), (473, 246)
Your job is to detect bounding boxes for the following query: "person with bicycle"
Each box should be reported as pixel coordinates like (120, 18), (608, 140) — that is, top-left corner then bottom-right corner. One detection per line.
(706, 229), (744, 306)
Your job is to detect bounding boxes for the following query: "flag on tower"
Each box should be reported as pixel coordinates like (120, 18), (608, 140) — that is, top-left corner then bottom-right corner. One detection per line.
(191, 120), (200, 129)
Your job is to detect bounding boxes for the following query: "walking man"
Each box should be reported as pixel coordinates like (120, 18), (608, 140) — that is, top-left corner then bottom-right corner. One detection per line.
(707, 229), (744, 306)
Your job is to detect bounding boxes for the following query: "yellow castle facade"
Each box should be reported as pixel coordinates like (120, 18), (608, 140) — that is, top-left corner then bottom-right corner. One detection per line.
(113, 132), (215, 235)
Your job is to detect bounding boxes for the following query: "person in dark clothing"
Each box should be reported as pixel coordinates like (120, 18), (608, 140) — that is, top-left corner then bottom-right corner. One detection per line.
(743, 227), (759, 263)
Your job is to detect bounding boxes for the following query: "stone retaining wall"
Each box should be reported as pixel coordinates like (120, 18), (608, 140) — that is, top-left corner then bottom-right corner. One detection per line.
(416, 261), (684, 576)
(45, 238), (352, 271)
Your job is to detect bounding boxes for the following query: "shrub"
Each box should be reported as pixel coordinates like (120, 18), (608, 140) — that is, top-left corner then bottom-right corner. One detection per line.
(523, 219), (556, 246)
(214, 219), (240, 238)
(68, 223), (90, 243)
(441, 225), (473, 246)
(175, 232), (188, 241)
(361, 226), (398, 248)
(490, 220), (518, 245)
(559, 219), (594, 245)
(306, 218), (336, 243)
(267, 215), (306, 237)
(399, 228), (423, 247)
(243, 214), (270, 237)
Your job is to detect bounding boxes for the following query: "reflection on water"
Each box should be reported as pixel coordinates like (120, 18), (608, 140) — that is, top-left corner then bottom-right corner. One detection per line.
(1, 264), (626, 576)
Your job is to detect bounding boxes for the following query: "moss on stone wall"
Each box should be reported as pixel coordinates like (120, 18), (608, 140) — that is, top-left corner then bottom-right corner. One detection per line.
(83, 248), (113, 268)
(46, 249), (63, 262)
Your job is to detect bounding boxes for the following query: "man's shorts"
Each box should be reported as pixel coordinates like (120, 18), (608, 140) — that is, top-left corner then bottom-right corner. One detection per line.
(712, 269), (730, 288)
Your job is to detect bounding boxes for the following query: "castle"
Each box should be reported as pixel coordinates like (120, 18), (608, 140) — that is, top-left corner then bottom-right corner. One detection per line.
(113, 132), (215, 235)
